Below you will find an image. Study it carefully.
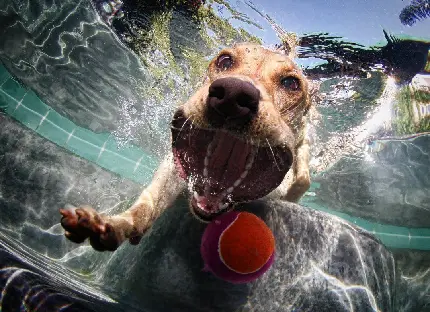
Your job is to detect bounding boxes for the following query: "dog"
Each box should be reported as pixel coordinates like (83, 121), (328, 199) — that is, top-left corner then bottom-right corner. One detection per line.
(60, 43), (312, 251)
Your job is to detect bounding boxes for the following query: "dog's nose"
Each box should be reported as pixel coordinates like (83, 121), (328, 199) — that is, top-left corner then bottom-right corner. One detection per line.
(206, 77), (260, 128)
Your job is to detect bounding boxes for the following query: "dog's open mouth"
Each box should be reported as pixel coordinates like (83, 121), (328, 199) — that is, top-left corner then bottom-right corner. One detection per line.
(171, 110), (293, 221)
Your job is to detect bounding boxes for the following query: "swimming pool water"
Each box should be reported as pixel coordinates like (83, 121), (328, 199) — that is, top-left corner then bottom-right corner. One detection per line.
(1, 0), (430, 311)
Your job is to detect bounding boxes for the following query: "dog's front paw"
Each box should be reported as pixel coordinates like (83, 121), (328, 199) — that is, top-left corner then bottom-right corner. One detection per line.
(59, 206), (128, 251)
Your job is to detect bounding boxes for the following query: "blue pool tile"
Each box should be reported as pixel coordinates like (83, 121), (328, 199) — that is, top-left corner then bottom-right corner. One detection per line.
(0, 88), (18, 113)
(351, 218), (375, 232)
(66, 133), (106, 164)
(97, 149), (138, 179)
(37, 111), (76, 147)
(0, 67), (18, 113)
(132, 163), (155, 185)
(376, 233), (410, 249)
(0, 64), (11, 85)
(375, 223), (410, 236)
(374, 223), (410, 249)
(11, 103), (46, 131)
(104, 136), (146, 163)
(66, 128), (110, 162)
(1, 77), (27, 101)
(21, 91), (50, 117)
(307, 181), (321, 192)
(73, 128), (110, 148)
(11, 91), (51, 130)
(67, 135), (101, 163)
(139, 154), (158, 171)
(409, 228), (430, 250)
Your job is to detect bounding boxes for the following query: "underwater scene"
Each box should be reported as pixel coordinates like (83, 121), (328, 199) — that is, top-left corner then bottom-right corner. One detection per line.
(0, 0), (430, 311)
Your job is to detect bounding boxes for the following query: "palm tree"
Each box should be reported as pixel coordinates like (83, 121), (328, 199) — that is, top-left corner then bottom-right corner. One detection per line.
(399, 0), (430, 26)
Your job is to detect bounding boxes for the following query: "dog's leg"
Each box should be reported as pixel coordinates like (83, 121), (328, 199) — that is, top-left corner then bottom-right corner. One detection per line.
(282, 137), (311, 203)
(60, 152), (186, 251)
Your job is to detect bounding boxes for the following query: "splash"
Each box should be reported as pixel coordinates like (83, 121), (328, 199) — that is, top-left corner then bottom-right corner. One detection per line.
(111, 96), (173, 159)
(399, 0), (430, 26)
(356, 77), (397, 142)
(310, 77), (399, 172)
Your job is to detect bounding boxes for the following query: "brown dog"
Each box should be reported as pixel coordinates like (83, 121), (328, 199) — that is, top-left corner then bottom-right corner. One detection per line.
(60, 44), (311, 251)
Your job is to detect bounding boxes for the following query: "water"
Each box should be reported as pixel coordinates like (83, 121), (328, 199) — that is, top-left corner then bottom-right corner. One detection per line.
(0, 0), (430, 311)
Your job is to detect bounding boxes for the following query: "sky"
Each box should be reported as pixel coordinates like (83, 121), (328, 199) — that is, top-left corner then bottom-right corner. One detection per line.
(225, 0), (430, 47)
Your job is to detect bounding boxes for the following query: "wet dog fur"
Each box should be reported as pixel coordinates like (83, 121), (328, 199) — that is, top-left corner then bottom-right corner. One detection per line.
(60, 43), (312, 251)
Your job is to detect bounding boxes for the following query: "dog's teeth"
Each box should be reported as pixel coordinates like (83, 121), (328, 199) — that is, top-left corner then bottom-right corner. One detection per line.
(207, 142), (214, 157)
(245, 158), (254, 170)
(218, 202), (229, 210)
(240, 170), (249, 179)
(197, 202), (206, 210)
(194, 191), (200, 200)
(194, 191), (205, 201)
(245, 149), (256, 170)
(226, 186), (234, 194)
(204, 156), (209, 167)
(203, 168), (208, 178)
(233, 179), (242, 187)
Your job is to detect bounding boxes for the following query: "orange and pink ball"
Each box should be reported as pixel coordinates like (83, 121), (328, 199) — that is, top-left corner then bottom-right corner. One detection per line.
(200, 211), (275, 284)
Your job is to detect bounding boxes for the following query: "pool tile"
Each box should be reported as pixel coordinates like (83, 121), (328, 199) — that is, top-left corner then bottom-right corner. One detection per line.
(409, 228), (430, 250)
(375, 223), (410, 236)
(44, 110), (76, 133)
(1, 77), (27, 101)
(374, 223), (410, 249)
(0, 64), (11, 85)
(351, 218), (374, 232)
(21, 91), (49, 117)
(307, 181), (321, 192)
(73, 128), (110, 149)
(139, 154), (158, 171)
(104, 136), (146, 163)
(11, 104), (45, 130)
(132, 163), (155, 185)
(376, 233), (410, 249)
(0, 88), (18, 113)
(66, 134), (104, 163)
(37, 111), (76, 146)
(11, 91), (50, 130)
(67, 135), (101, 163)
(97, 150), (137, 179)
(66, 127), (111, 162)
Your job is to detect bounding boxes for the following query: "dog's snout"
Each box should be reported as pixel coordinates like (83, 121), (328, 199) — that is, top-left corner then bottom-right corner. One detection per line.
(207, 77), (260, 128)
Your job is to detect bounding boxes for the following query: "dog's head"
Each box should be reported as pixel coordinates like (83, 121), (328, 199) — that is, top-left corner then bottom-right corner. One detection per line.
(171, 44), (310, 221)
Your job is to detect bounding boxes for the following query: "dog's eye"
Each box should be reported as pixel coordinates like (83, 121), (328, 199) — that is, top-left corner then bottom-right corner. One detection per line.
(280, 77), (301, 91)
(216, 54), (233, 70)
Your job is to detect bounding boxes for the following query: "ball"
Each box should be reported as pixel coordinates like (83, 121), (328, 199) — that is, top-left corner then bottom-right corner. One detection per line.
(200, 211), (275, 284)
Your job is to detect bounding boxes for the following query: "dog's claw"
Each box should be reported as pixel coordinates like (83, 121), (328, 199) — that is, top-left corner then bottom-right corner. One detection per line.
(60, 208), (79, 231)
(59, 206), (123, 252)
(129, 235), (143, 245)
